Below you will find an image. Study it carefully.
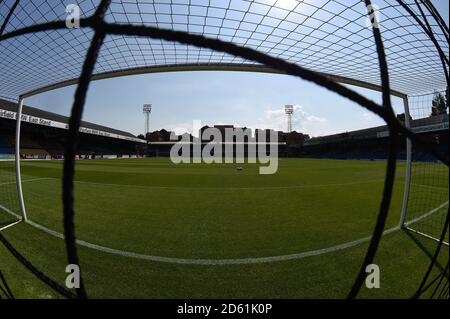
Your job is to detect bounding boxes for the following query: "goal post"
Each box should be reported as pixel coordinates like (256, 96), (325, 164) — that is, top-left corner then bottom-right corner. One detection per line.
(400, 91), (449, 246)
(15, 97), (28, 222)
(0, 155), (22, 231)
(0, 97), (27, 231)
(400, 95), (412, 227)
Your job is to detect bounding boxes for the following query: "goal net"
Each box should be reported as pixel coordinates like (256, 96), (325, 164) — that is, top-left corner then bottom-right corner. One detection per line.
(0, 0), (448, 299)
(402, 91), (449, 245)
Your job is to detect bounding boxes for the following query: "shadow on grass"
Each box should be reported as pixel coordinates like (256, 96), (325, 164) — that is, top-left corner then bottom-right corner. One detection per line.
(402, 228), (446, 274)
(0, 221), (15, 227)
(402, 229), (450, 298)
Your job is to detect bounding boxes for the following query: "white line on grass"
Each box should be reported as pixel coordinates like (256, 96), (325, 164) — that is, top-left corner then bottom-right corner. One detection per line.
(36, 177), (386, 191)
(0, 220), (22, 231)
(19, 218), (399, 265)
(0, 204), (22, 232)
(404, 201), (449, 227)
(4, 182), (445, 265)
(0, 204), (21, 219)
(22, 199), (447, 264)
(410, 183), (449, 191)
(13, 200), (448, 264)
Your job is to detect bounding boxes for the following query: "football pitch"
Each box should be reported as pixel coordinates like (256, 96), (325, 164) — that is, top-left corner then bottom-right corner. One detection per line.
(0, 158), (447, 298)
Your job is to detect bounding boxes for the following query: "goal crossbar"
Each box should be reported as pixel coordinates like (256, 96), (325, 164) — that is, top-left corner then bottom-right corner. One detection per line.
(402, 201), (449, 246)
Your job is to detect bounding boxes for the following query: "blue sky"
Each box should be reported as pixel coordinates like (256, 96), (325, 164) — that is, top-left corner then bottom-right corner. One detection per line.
(25, 0), (449, 138)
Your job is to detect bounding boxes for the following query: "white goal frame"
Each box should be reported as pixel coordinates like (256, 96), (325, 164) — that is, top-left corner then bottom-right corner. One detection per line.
(4, 67), (448, 248)
(0, 97), (27, 231)
(399, 95), (449, 246)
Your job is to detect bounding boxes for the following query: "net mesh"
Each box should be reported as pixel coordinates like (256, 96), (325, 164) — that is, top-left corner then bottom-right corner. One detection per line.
(404, 92), (449, 244)
(0, 0), (448, 99)
(0, 0), (448, 299)
(0, 123), (20, 229)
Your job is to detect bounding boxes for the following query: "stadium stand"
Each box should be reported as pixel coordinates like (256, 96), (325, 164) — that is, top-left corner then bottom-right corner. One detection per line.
(300, 113), (449, 161)
(2, 97), (447, 162)
(0, 133), (13, 159)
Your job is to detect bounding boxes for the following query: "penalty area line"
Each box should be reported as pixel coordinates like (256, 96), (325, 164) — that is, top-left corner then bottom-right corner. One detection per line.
(0, 177), (53, 187)
(39, 177), (386, 191)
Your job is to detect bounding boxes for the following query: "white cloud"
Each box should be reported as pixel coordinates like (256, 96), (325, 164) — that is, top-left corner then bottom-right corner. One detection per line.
(159, 106), (330, 137)
(161, 122), (194, 136)
(243, 105), (328, 136)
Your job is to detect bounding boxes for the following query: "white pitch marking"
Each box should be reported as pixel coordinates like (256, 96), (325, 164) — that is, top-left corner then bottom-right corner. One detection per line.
(0, 177), (52, 187)
(410, 183), (449, 191)
(37, 177), (386, 191)
(0, 220), (22, 231)
(20, 201), (447, 265)
(18, 218), (399, 265)
(0, 204), (21, 219)
(404, 201), (449, 226)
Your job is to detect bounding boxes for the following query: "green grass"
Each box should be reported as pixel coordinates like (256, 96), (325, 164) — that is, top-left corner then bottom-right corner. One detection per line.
(0, 157), (448, 298)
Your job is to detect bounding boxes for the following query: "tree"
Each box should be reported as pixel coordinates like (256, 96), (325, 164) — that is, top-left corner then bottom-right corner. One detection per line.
(396, 113), (412, 123)
(431, 92), (447, 116)
(137, 134), (145, 140)
(446, 86), (449, 109)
